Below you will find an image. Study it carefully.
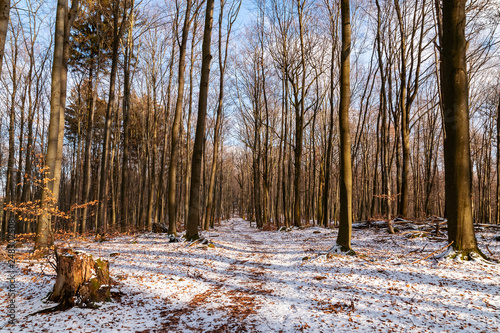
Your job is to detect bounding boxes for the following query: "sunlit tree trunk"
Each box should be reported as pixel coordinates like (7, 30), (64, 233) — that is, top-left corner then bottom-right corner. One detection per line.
(0, 0), (9, 75)
(120, 1), (135, 232)
(97, 0), (125, 236)
(2, 26), (18, 240)
(336, 0), (353, 251)
(168, 0), (194, 236)
(53, 0), (79, 206)
(187, 0), (215, 241)
(440, 0), (480, 255)
(35, 0), (67, 250)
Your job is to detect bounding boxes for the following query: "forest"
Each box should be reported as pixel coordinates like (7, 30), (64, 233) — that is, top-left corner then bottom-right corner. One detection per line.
(0, 0), (500, 332)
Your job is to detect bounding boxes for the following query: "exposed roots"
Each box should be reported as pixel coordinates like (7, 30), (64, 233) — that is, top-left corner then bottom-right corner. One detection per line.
(327, 244), (356, 256)
(438, 246), (495, 264)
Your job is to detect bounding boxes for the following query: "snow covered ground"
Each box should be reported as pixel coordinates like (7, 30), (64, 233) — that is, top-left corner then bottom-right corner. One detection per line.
(1, 217), (499, 332)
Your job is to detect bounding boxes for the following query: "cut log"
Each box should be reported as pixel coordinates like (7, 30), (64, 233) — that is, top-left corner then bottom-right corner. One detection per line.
(152, 223), (169, 233)
(43, 248), (110, 312)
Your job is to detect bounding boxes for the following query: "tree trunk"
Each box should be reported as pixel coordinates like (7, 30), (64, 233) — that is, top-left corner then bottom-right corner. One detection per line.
(53, 0), (80, 207)
(323, 21), (337, 228)
(168, 0), (193, 236)
(497, 97), (500, 225)
(336, 0), (353, 252)
(120, 4), (135, 232)
(81, 66), (97, 234)
(2, 30), (17, 240)
(440, 0), (480, 256)
(187, 0), (215, 241)
(97, 0), (125, 236)
(183, 17), (195, 226)
(157, 13), (178, 228)
(0, 0), (9, 75)
(35, 0), (66, 250)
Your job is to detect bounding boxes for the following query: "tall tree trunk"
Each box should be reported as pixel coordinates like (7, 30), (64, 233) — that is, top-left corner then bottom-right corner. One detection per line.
(204, 1), (228, 230)
(497, 97), (500, 225)
(394, 0), (409, 218)
(53, 0), (80, 204)
(440, 0), (479, 255)
(0, 0), (9, 74)
(3, 30), (17, 240)
(157, 12), (178, 227)
(323, 28), (336, 228)
(81, 65), (97, 234)
(35, 0), (67, 250)
(168, 0), (193, 236)
(293, 0), (307, 228)
(120, 3), (135, 232)
(336, 0), (353, 252)
(375, 0), (394, 234)
(183, 16), (196, 226)
(97, 0), (125, 236)
(187, 0), (215, 241)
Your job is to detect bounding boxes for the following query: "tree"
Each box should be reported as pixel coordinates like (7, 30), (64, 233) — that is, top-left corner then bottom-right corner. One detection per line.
(167, 0), (195, 236)
(0, 0), (9, 75)
(120, 0), (136, 232)
(187, 0), (216, 241)
(322, 0), (339, 228)
(97, 0), (127, 236)
(204, 0), (241, 230)
(35, 0), (70, 250)
(2, 16), (18, 241)
(70, 0), (114, 234)
(439, 0), (481, 258)
(335, 0), (353, 252)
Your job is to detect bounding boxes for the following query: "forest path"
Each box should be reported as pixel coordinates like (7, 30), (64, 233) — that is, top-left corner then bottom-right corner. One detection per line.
(157, 218), (321, 332)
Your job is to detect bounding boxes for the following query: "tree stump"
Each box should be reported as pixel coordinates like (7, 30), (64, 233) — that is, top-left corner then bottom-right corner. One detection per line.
(47, 248), (110, 311)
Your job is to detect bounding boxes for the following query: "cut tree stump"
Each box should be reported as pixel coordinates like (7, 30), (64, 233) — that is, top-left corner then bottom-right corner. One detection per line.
(42, 248), (111, 312)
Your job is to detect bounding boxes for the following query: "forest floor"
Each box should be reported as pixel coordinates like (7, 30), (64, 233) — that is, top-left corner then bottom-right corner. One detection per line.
(1, 217), (500, 332)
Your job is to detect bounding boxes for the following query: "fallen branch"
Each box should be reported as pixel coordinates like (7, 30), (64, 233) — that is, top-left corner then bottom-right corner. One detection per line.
(475, 224), (500, 230)
(411, 241), (454, 264)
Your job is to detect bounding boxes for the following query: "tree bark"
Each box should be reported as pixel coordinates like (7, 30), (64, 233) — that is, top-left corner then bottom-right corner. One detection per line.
(97, 0), (126, 236)
(497, 96), (500, 225)
(187, 0), (216, 241)
(2, 29), (17, 240)
(440, 0), (479, 255)
(48, 249), (110, 310)
(336, 0), (353, 251)
(323, 6), (337, 227)
(0, 0), (9, 75)
(168, 0), (194, 236)
(120, 2), (135, 232)
(35, 0), (66, 250)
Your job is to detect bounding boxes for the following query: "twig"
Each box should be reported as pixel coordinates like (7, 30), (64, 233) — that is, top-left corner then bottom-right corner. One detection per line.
(485, 243), (494, 256)
(409, 244), (427, 254)
(411, 241), (454, 264)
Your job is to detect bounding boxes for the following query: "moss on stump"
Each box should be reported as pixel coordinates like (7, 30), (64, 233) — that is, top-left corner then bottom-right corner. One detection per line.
(45, 248), (111, 311)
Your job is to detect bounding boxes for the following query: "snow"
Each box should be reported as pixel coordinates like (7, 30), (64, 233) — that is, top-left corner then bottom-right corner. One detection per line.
(1, 217), (499, 332)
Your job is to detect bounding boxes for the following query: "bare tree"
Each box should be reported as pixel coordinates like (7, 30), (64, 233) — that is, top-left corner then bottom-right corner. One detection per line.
(168, 0), (196, 236)
(336, 0), (353, 252)
(439, 0), (481, 257)
(35, 0), (69, 250)
(187, 0), (216, 241)
(0, 0), (9, 74)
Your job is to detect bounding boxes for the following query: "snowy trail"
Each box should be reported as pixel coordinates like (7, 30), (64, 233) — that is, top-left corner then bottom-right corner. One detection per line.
(1, 217), (500, 332)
